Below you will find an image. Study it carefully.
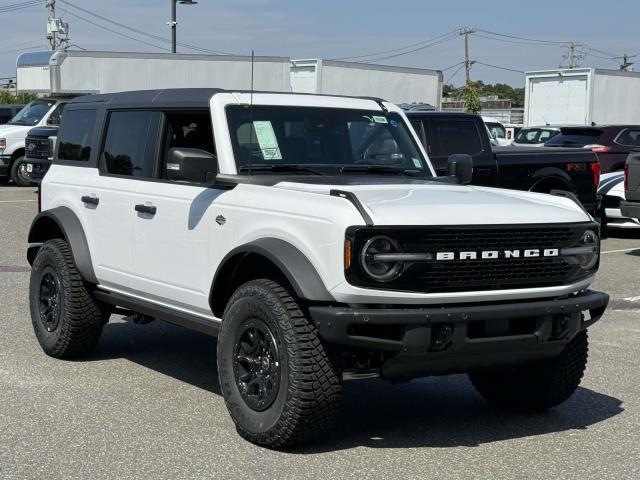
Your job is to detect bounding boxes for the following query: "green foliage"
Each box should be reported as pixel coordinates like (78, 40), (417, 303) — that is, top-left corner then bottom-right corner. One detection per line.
(460, 80), (482, 114)
(442, 81), (525, 107)
(0, 90), (38, 104)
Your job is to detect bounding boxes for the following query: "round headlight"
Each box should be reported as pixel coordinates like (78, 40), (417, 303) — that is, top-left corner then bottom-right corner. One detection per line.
(360, 235), (404, 282)
(577, 229), (599, 270)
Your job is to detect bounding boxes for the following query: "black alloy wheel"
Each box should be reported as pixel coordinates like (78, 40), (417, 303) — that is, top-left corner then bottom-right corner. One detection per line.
(38, 267), (61, 332)
(233, 318), (281, 412)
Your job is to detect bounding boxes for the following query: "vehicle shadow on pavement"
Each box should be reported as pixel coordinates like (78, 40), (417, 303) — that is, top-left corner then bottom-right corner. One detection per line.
(91, 318), (222, 395)
(298, 376), (623, 452)
(90, 318), (623, 452)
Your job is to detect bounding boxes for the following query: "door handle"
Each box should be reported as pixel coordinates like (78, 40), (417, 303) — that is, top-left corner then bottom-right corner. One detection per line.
(135, 204), (157, 215)
(81, 195), (99, 206)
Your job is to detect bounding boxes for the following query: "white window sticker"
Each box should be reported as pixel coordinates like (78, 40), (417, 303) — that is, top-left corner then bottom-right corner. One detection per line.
(253, 121), (282, 160)
(372, 116), (388, 124)
(412, 157), (423, 169)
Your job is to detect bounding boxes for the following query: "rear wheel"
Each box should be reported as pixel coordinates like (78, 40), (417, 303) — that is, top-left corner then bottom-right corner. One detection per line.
(29, 239), (109, 358)
(10, 156), (31, 187)
(469, 331), (589, 411)
(217, 279), (341, 449)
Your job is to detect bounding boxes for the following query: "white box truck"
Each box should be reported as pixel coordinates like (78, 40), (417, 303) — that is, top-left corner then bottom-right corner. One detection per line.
(290, 59), (442, 108)
(524, 68), (640, 127)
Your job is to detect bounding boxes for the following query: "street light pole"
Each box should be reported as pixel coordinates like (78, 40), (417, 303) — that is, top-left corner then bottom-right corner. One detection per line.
(171, 0), (177, 54)
(169, 0), (197, 54)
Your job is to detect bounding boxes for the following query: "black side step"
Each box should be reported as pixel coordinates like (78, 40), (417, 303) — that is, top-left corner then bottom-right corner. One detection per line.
(95, 290), (219, 337)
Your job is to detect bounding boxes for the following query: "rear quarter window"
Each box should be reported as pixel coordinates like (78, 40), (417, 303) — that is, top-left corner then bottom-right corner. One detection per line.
(545, 129), (603, 147)
(57, 109), (98, 161)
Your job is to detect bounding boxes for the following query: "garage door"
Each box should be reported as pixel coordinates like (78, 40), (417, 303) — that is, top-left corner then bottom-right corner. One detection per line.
(527, 75), (588, 126)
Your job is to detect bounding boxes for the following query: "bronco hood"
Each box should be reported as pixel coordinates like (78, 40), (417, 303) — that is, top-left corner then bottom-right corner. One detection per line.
(275, 181), (591, 226)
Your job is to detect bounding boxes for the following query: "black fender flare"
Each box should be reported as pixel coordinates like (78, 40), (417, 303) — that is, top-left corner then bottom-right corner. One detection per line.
(211, 238), (334, 309)
(27, 206), (98, 284)
(529, 167), (573, 192)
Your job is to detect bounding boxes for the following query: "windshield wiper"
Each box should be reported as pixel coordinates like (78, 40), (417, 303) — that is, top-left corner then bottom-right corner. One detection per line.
(238, 164), (325, 176)
(340, 164), (421, 176)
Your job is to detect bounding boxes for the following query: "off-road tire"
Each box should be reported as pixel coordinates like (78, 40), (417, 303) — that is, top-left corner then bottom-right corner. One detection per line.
(10, 156), (30, 187)
(29, 239), (108, 358)
(469, 331), (589, 411)
(217, 279), (342, 449)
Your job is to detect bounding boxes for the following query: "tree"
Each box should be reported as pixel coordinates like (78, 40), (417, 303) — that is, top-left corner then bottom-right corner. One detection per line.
(0, 90), (38, 104)
(460, 80), (482, 114)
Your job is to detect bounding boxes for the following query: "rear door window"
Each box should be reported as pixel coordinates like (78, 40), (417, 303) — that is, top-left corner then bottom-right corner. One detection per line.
(615, 129), (640, 147)
(57, 109), (97, 162)
(429, 120), (483, 156)
(545, 129), (603, 147)
(102, 111), (155, 177)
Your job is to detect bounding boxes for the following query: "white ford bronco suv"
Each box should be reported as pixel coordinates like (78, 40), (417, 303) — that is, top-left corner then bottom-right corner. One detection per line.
(27, 89), (608, 449)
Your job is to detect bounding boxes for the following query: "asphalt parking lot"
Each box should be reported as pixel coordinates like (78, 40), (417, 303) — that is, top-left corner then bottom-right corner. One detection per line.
(1, 183), (639, 480)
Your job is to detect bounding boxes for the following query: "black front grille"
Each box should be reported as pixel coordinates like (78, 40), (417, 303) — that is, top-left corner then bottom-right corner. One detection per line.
(346, 224), (594, 294)
(25, 136), (51, 160)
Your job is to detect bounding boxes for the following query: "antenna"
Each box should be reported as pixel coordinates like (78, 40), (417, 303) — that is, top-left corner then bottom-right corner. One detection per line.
(248, 50), (255, 177)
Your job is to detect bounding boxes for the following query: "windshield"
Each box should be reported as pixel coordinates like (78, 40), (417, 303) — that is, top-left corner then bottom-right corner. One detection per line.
(515, 128), (559, 144)
(8, 99), (57, 126)
(485, 122), (506, 139)
(544, 128), (603, 147)
(226, 106), (431, 176)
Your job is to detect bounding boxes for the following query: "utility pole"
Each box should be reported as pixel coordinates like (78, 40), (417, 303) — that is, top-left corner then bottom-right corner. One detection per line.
(46, 0), (56, 50)
(560, 42), (585, 69)
(615, 53), (636, 71)
(460, 27), (475, 83)
(168, 0), (198, 54)
(46, 0), (70, 51)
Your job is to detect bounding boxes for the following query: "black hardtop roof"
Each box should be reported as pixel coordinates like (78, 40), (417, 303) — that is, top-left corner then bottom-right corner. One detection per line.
(405, 111), (479, 119)
(68, 88), (387, 109)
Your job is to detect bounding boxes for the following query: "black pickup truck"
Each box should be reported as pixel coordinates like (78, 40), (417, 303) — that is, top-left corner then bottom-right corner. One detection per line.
(407, 112), (600, 213)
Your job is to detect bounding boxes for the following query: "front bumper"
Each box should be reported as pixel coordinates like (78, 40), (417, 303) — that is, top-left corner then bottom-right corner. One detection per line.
(0, 154), (10, 176)
(24, 158), (52, 183)
(310, 290), (608, 379)
(621, 200), (640, 220)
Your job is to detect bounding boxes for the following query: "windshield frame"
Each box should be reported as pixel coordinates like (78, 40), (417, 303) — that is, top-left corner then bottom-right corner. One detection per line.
(7, 99), (57, 126)
(224, 105), (434, 178)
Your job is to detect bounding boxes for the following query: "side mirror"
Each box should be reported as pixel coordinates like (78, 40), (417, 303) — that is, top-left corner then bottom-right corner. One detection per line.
(166, 147), (217, 183)
(447, 154), (473, 185)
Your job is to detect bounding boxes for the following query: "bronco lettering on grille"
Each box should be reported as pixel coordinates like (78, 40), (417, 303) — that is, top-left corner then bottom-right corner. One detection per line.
(435, 249), (559, 261)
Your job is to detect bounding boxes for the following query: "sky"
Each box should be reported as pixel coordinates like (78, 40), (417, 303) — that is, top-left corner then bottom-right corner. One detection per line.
(2, 0), (640, 87)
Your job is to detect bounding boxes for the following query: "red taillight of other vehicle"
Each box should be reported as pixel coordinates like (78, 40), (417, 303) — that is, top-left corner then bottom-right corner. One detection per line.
(624, 163), (629, 191)
(583, 144), (611, 153)
(590, 163), (601, 188)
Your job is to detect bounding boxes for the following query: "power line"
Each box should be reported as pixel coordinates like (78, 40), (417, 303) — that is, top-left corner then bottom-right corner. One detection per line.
(475, 28), (567, 45)
(440, 61), (465, 71)
(361, 34), (458, 63)
(64, 10), (167, 51)
(330, 29), (459, 61)
(0, 0), (43, 13)
(58, 0), (231, 55)
(474, 61), (525, 74)
(0, 43), (48, 55)
(444, 63), (465, 85)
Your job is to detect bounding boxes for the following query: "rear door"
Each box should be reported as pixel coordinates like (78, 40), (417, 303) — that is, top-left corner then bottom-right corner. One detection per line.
(528, 76), (588, 126)
(81, 110), (159, 292)
(131, 110), (224, 317)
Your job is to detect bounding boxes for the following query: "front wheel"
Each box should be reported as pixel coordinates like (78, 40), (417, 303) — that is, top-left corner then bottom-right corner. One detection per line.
(10, 156), (31, 187)
(469, 331), (589, 411)
(217, 279), (341, 449)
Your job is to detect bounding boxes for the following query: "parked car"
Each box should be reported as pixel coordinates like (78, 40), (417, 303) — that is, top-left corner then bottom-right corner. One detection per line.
(27, 88), (608, 449)
(621, 150), (640, 220)
(0, 104), (25, 124)
(407, 111), (600, 213)
(598, 171), (640, 230)
(512, 126), (561, 147)
(23, 125), (58, 184)
(544, 125), (640, 172)
(482, 116), (510, 146)
(0, 98), (67, 186)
